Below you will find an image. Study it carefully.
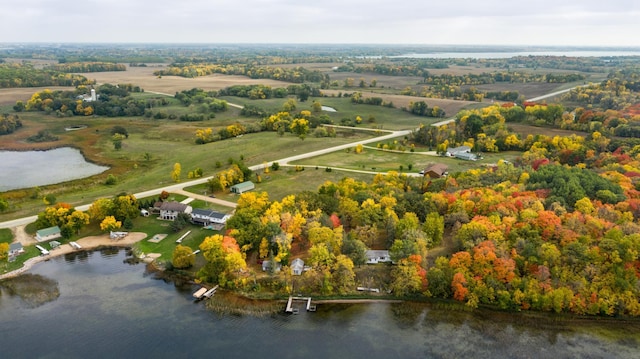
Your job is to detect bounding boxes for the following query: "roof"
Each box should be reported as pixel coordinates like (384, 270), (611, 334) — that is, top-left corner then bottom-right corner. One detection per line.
(365, 250), (390, 259)
(160, 201), (189, 212)
(291, 258), (305, 268)
(36, 226), (61, 237)
(10, 242), (23, 250)
(424, 163), (448, 176)
(230, 181), (255, 189)
(447, 146), (471, 154)
(191, 209), (227, 219)
(454, 152), (478, 161)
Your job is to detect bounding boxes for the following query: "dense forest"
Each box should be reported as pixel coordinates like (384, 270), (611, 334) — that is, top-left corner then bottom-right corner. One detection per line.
(0, 63), (92, 88)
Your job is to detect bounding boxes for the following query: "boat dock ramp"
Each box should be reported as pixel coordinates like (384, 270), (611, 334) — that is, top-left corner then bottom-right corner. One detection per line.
(285, 296), (316, 314)
(35, 245), (49, 256)
(176, 230), (191, 243)
(193, 285), (218, 301)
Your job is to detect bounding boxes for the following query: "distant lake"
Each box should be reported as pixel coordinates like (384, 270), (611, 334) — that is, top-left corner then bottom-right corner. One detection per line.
(0, 250), (638, 358)
(0, 147), (108, 192)
(390, 51), (640, 59)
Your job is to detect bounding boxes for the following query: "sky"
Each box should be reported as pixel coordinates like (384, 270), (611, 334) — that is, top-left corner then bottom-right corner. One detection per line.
(1, 0), (639, 47)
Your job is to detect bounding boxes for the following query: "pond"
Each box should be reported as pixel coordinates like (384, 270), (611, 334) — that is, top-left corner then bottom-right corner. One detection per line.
(0, 250), (638, 358)
(321, 105), (337, 112)
(0, 147), (108, 191)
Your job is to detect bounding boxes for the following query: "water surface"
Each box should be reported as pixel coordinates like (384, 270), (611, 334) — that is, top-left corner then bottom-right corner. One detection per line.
(0, 147), (108, 191)
(0, 250), (638, 359)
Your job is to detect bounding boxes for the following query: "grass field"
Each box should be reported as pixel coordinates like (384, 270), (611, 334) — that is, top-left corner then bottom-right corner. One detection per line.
(0, 228), (12, 244)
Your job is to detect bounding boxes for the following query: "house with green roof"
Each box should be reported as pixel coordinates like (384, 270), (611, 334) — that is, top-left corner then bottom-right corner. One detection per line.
(36, 226), (62, 242)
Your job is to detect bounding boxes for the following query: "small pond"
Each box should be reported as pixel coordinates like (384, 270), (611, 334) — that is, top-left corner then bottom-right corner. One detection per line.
(0, 147), (109, 191)
(321, 105), (337, 112)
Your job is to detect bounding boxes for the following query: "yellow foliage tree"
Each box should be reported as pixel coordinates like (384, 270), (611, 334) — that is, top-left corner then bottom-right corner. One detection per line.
(171, 163), (181, 183)
(100, 216), (122, 232)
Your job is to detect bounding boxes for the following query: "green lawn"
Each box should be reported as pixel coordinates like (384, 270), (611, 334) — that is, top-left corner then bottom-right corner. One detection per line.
(0, 228), (13, 244)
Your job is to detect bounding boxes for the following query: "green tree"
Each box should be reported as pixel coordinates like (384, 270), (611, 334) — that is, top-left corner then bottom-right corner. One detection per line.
(112, 133), (125, 150)
(0, 197), (9, 212)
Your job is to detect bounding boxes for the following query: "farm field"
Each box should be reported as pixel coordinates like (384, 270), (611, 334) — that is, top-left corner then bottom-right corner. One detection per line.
(290, 147), (522, 174)
(79, 65), (294, 94)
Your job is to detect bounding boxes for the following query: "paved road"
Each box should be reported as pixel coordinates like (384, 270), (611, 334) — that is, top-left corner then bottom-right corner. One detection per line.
(526, 85), (582, 102)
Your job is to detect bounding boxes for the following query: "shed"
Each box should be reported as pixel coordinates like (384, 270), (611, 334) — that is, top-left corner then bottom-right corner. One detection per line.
(230, 181), (255, 194)
(36, 226), (62, 242)
(291, 258), (305, 275)
(140, 209), (149, 217)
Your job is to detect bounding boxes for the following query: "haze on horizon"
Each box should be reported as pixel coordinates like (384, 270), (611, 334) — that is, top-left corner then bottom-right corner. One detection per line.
(0, 0), (639, 47)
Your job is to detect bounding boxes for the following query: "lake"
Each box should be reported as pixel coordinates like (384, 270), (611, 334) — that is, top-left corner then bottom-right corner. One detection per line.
(389, 51), (640, 59)
(0, 250), (638, 359)
(0, 147), (108, 192)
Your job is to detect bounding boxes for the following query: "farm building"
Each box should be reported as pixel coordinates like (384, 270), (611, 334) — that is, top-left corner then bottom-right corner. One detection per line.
(230, 181), (255, 194)
(365, 250), (392, 264)
(454, 152), (480, 161)
(190, 209), (231, 227)
(445, 146), (471, 157)
(291, 258), (305, 275)
(35, 226), (62, 242)
(421, 163), (449, 178)
(159, 201), (192, 221)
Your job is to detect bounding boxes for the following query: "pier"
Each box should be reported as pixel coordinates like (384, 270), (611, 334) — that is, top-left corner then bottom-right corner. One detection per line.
(285, 296), (316, 313)
(193, 285), (218, 301)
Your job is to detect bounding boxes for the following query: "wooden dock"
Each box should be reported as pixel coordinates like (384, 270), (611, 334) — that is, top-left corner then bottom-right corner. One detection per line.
(176, 230), (191, 243)
(193, 287), (208, 300)
(285, 296), (316, 313)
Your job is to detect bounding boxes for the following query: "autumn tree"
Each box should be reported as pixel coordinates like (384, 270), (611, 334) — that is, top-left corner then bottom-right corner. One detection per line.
(172, 244), (195, 269)
(171, 163), (181, 183)
(100, 216), (122, 232)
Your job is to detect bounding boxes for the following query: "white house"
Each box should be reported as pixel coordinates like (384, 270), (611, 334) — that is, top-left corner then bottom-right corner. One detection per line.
(35, 226), (62, 242)
(365, 250), (392, 264)
(159, 201), (192, 221)
(291, 258), (305, 275)
(9, 242), (24, 258)
(190, 209), (231, 227)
